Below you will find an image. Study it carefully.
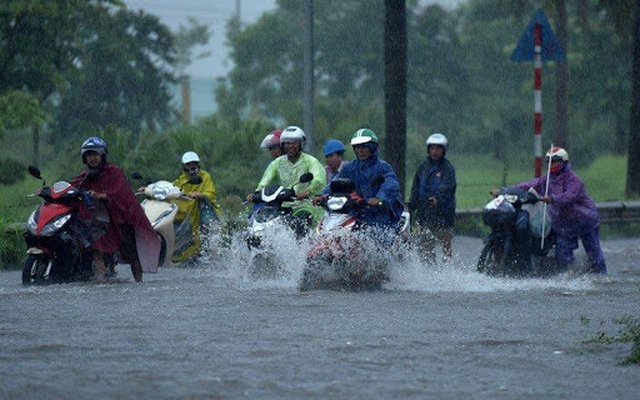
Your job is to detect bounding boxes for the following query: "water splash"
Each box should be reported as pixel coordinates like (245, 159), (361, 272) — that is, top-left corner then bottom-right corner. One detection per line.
(197, 225), (596, 293)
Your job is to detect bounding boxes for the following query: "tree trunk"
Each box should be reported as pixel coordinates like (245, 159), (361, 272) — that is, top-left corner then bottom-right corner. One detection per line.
(627, 0), (640, 197)
(384, 0), (407, 195)
(554, 0), (569, 149)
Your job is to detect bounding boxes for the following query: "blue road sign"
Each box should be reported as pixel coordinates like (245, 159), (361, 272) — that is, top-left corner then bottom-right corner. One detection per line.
(511, 9), (566, 62)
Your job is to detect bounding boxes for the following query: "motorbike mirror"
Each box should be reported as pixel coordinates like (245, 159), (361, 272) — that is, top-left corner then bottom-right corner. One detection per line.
(188, 176), (203, 185)
(371, 175), (385, 186)
(299, 173), (313, 184)
(28, 165), (42, 180)
(130, 172), (144, 181)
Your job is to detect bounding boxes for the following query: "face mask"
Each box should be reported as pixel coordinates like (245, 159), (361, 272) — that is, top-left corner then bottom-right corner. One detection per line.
(549, 162), (564, 174)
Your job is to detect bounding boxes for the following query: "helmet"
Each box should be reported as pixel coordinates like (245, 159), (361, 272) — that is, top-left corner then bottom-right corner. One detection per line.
(545, 146), (568, 162)
(323, 139), (346, 156)
(181, 151), (200, 164)
(81, 136), (108, 156)
(260, 130), (283, 149)
(426, 133), (448, 151)
(280, 126), (306, 144)
(350, 128), (379, 145)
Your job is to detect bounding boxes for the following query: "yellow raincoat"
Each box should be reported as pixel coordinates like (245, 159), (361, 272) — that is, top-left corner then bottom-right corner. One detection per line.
(171, 170), (221, 262)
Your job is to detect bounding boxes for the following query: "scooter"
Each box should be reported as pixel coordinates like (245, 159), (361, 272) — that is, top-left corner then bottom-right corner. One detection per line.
(300, 177), (410, 291)
(136, 175), (214, 265)
(477, 187), (556, 277)
(246, 173), (325, 278)
(22, 166), (108, 284)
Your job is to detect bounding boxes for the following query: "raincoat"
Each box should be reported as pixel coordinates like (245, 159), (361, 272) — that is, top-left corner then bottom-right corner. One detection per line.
(515, 163), (599, 238)
(326, 154), (404, 230)
(256, 152), (326, 195)
(72, 163), (161, 273)
(171, 170), (221, 262)
(409, 156), (457, 228)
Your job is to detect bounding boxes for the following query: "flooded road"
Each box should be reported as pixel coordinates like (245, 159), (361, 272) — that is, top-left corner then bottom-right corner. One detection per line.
(1, 236), (639, 399)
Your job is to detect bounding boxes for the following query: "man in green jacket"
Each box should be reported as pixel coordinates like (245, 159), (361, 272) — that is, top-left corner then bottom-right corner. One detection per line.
(246, 125), (326, 201)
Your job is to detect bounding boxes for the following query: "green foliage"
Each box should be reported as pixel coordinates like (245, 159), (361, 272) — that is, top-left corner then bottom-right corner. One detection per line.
(0, 220), (26, 270)
(583, 316), (640, 365)
(174, 17), (212, 76)
(0, 157), (26, 185)
(52, 5), (177, 138)
(0, 91), (48, 134)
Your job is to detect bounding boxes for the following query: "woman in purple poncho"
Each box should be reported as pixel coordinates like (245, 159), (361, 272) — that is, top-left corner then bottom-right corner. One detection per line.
(514, 147), (607, 274)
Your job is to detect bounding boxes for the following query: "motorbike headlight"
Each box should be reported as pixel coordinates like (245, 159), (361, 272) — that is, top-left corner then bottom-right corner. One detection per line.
(25, 210), (38, 235)
(40, 214), (72, 237)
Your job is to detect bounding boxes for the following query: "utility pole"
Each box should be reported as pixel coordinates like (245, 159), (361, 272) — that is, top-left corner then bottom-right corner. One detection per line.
(303, 0), (315, 153)
(384, 0), (407, 193)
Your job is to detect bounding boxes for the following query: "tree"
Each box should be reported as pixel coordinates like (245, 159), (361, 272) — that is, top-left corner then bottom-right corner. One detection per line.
(52, 6), (177, 139)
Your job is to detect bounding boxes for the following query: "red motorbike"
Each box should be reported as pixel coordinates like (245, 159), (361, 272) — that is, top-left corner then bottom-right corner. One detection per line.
(22, 166), (108, 284)
(301, 177), (410, 291)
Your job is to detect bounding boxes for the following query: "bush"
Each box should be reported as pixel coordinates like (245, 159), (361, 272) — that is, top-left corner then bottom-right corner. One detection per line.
(0, 157), (26, 185)
(0, 220), (26, 270)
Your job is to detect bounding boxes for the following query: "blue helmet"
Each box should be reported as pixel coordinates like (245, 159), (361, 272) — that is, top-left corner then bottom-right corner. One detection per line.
(323, 139), (346, 157)
(81, 136), (108, 156)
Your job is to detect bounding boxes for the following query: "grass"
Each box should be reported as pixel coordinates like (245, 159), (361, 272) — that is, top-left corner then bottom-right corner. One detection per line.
(583, 316), (640, 365)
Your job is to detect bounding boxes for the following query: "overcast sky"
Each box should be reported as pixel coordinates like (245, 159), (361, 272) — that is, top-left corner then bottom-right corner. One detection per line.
(122, 0), (463, 79)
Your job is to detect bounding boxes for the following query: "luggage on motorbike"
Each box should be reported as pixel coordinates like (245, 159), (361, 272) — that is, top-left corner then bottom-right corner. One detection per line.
(482, 195), (516, 229)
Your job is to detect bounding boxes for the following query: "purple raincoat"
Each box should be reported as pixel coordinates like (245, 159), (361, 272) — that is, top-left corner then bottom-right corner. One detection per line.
(515, 163), (599, 238)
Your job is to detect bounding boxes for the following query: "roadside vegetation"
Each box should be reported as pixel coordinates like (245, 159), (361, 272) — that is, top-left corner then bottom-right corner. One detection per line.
(583, 316), (640, 365)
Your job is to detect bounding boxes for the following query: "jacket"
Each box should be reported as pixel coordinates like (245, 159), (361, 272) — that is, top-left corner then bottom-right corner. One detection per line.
(326, 154), (404, 229)
(515, 163), (599, 238)
(409, 157), (457, 228)
(256, 152), (326, 195)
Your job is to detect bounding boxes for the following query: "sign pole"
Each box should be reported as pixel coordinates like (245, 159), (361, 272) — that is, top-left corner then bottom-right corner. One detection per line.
(534, 23), (543, 177)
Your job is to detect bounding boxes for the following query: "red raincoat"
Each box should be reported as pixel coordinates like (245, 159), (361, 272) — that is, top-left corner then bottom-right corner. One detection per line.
(72, 163), (161, 273)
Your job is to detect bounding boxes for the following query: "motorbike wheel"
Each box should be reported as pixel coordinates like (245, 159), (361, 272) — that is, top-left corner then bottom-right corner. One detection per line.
(300, 254), (330, 291)
(22, 255), (52, 285)
(477, 241), (505, 276)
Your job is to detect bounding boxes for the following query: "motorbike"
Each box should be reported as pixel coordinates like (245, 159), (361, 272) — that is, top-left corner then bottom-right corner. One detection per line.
(136, 175), (217, 265)
(477, 187), (556, 277)
(22, 166), (108, 285)
(300, 177), (410, 291)
(246, 173), (325, 278)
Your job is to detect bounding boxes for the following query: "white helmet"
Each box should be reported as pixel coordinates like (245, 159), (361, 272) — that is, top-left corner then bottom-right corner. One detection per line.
(426, 133), (448, 150)
(280, 126), (306, 144)
(181, 151), (200, 164)
(545, 146), (569, 162)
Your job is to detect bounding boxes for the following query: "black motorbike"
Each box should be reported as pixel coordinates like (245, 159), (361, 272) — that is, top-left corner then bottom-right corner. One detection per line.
(477, 187), (556, 277)
(22, 166), (107, 284)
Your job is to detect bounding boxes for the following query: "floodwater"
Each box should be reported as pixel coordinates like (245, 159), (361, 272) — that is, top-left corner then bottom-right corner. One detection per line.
(1, 233), (639, 399)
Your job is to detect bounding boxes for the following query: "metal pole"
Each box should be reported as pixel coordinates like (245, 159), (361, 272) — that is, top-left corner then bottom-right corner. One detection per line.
(303, 0), (315, 153)
(534, 23), (543, 177)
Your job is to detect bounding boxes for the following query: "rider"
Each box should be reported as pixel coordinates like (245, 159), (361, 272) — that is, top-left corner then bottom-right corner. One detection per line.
(323, 138), (349, 183)
(171, 151), (222, 261)
(496, 147), (607, 274)
(409, 133), (457, 263)
(72, 137), (161, 282)
(509, 147), (607, 274)
(315, 128), (404, 243)
(260, 129), (283, 160)
(246, 125), (326, 201)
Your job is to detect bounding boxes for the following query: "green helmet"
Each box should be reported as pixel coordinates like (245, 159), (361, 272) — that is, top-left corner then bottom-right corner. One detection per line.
(351, 128), (379, 145)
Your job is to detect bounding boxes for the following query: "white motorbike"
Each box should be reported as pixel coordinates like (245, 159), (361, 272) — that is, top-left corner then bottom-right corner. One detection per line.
(137, 176), (209, 266)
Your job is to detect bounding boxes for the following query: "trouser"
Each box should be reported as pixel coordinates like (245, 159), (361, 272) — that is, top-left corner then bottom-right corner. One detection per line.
(555, 227), (607, 274)
(414, 223), (453, 263)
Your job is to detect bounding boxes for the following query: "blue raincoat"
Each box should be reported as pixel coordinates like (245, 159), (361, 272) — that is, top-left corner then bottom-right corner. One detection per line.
(325, 154), (404, 230)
